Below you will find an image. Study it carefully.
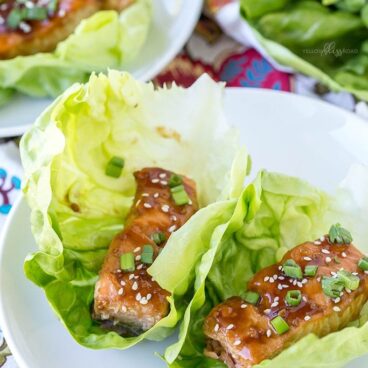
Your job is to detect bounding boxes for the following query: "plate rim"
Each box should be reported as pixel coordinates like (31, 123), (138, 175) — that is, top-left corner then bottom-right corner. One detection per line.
(1, 87), (368, 368)
(0, 0), (203, 139)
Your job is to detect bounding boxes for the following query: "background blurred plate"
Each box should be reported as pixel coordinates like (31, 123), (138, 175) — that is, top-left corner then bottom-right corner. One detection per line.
(0, 0), (203, 138)
(1, 88), (368, 367)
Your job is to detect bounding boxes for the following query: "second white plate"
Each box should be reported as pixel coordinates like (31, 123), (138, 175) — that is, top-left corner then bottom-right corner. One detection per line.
(0, 0), (203, 138)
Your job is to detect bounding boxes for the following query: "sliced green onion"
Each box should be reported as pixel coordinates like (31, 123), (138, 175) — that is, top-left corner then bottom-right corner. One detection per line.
(171, 185), (190, 205)
(285, 290), (302, 307)
(7, 8), (24, 29)
(47, 0), (59, 14)
(142, 245), (154, 264)
(329, 223), (353, 244)
(244, 291), (260, 305)
(358, 257), (368, 271)
(120, 252), (135, 272)
(24, 6), (47, 20)
(283, 259), (303, 279)
(151, 232), (166, 245)
(271, 316), (289, 335)
(304, 265), (318, 277)
(337, 270), (360, 291)
(321, 276), (344, 298)
(105, 156), (124, 178)
(169, 174), (182, 188)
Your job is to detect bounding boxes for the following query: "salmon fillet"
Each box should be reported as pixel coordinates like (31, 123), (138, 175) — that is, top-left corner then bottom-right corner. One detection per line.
(94, 168), (198, 334)
(0, 0), (135, 59)
(204, 234), (368, 367)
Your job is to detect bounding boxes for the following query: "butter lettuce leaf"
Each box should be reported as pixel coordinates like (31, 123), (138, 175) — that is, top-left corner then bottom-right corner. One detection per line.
(0, 0), (150, 103)
(20, 71), (248, 349)
(167, 167), (368, 368)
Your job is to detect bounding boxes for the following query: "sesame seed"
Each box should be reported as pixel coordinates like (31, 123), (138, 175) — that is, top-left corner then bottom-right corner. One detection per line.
(136, 293), (142, 301)
(143, 203), (152, 209)
(59, 9), (66, 17)
(277, 284), (283, 290)
(0, 4), (8, 11)
(304, 315), (311, 321)
(278, 276), (285, 280)
(241, 304), (247, 309)
(129, 274), (135, 280)
(322, 249), (330, 254)
(293, 280), (297, 286)
(234, 340), (241, 346)
(282, 284), (289, 288)
(278, 266), (282, 271)
(171, 215), (177, 221)
(142, 193), (149, 197)
(147, 293), (152, 301)
(135, 255), (141, 261)
(274, 297), (280, 302)
(331, 271), (337, 276)
(153, 193), (159, 198)
(132, 281), (138, 290)
(314, 241), (321, 245)
(271, 302), (279, 308)
(168, 225), (177, 233)
(161, 205), (170, 213)
(137, 264), (143, 270)
(273, 274), (278, 279)
(333, 306), (341, 312)
(365, 271), (368, 275)
(334, 297), (341, 304)
(134, 247), (141, 253)
(19, 22), (31, 33)
(120, 280), (126, 286)
(352, 272), (358, 276)
(266, 329), (272, 338)
(118, 288), (124, 295)
(159, 173), (166, 178)
(122, 305), (127, 313)
(289, 279), (293, 283)
(264, 309), (271, 314)
(140, 297), (148, 305)
(304, 257), (312, 261)
(226, 324), (234, 330)
(342, 252), (347, 258)
(160, 180), (168, 185)
(302, 296), (307, 302)
(302, 279), (308, 284)
(320, 236), (325, 242)
(346, 288), (352, 294)
(136, 199), (141, 207)
(214, 324), (219, 332)
(340, 291), (343, 297)
(269, 278), (275, 283)
(151, 179), (160, 183)
(297, 282), (303, 288)
(317, 277), (321, 282)
(325, 257), (332, 263)
(264, 276), (270, 282)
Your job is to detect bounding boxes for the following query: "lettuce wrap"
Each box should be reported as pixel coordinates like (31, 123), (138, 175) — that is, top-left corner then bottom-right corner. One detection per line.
(163, 165), (368, 367)
(0, 0), (150, 105)
(240, 0), (368, 101)
(20, 71), (249, 349)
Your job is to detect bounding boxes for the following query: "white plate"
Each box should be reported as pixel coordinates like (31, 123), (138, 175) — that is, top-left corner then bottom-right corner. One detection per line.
(1, 88), (368, 368)
(0, 0), (203, 138)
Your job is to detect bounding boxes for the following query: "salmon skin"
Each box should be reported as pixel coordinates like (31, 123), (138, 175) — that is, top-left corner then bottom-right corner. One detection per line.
(94, 168), (198, 335)
(204, 234), (368, 368)
(0, 0), (135, 59)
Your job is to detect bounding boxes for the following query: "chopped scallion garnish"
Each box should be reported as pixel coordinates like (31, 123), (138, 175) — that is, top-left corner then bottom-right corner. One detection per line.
(244, 291), (260, 305)
(285, 290), (302, 307)
(283, 259), (303, 279)
(105, 156), (124, 178)
(170, 184), (189, 205)
(120, 252), (135, 272)
(304, 265), (318, 277)
(358, 257), (368, 271)
(337, 270), (360, 291)
(151, 232), (166, 245)
(321, 276), (344, 298)
(7, 8), (24, 29)
(271, 316), (289, 335)
(329, 224), (353, 244)
(141, 245), (154, 264)
(24, 6), (47, 20)
(169, 174), (182, 188)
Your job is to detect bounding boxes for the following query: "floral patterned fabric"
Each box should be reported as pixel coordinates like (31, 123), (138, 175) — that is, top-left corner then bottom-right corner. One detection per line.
(0, 4), (367, 367)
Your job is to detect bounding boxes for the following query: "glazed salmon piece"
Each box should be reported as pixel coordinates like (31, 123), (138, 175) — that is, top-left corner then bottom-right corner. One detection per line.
(204, 234), (368, 368)
(0, 0), (135, 59)
(94, 168), (198, 334)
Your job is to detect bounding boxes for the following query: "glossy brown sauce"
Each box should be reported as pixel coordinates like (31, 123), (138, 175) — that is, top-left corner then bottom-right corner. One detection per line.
(204, 236), (368, 367)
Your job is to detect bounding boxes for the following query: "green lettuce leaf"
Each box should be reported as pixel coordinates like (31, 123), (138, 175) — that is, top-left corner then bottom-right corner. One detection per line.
(0, 0), (151, 102)
(167, 167), (368, 368)
(20, 71), (248, 349)
(240, 0), (368, 101)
